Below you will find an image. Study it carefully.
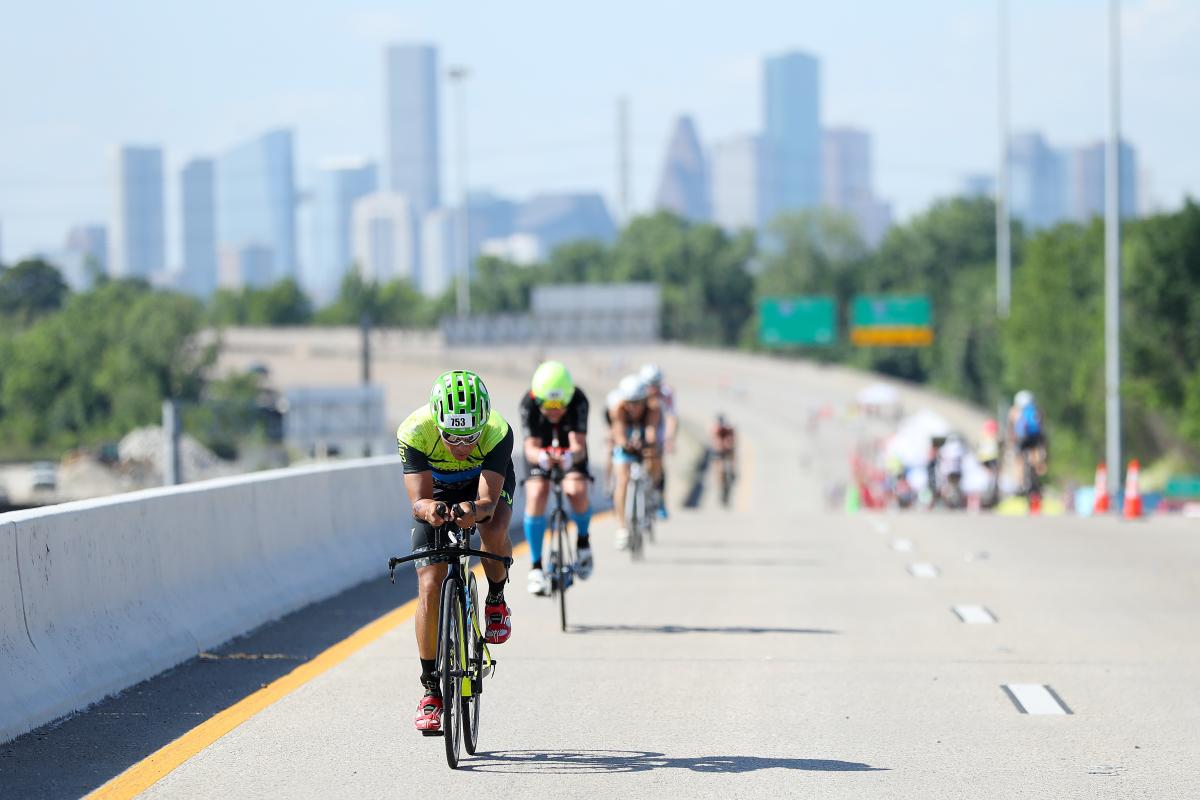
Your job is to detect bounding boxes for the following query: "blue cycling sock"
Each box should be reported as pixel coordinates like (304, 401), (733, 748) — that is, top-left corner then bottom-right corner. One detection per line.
(570, 508), (592, 540)
(524, 514), (547, 566)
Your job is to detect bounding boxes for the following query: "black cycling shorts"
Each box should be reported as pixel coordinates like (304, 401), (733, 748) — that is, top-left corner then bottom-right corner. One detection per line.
(410, 460), (516, 568)
(524, 459), (591, 481)
(1018, 433), (1045, 452)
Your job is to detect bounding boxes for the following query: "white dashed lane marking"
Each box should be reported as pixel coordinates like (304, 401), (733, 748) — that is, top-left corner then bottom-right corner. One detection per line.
(1002, 684), (1073, 715)
(892, 538), (914, 552)
(952, 605), (996, 624)
(908, 562), (940, 578)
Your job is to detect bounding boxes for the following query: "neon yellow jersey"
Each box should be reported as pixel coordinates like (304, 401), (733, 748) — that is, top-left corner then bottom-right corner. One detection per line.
(396, 406), (513, 486)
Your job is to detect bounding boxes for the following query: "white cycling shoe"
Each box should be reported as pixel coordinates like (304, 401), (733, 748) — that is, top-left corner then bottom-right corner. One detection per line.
(614, 528), (630, 551)
(526, 567), (550, 596)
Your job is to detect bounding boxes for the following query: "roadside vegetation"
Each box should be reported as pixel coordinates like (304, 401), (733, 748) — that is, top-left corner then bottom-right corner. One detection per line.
(2, 198), (1198, 477)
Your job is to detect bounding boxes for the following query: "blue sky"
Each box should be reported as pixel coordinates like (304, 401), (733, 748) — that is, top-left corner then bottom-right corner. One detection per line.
(1, 0), (1197, 265)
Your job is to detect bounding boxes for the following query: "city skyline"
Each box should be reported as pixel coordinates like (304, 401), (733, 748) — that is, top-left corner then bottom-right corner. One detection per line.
(1, 1), (1196, 266)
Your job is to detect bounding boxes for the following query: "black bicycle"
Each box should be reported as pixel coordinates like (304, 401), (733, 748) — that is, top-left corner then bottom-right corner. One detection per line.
(524, 449), (588, 632)
(389, 508), (513, 769)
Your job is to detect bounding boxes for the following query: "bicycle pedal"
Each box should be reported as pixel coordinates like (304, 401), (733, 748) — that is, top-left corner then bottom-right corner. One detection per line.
(421, 730), (444, 737)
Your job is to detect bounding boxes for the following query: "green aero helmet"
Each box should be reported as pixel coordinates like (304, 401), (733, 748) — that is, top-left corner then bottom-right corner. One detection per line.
(429, 370), (491, 435)
(530, 360), (576, 407)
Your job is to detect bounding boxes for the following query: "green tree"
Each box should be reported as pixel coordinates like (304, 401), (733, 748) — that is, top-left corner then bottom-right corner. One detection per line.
(0, 258), (69, 325)
(610, 212), (755, 345)
(0, 281), (213, 452)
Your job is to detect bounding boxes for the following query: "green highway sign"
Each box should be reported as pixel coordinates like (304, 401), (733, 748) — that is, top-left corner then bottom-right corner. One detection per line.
(1165, 475), (1200, 499)
(759, 296), (836, 347)
(850, 295), (933, 347)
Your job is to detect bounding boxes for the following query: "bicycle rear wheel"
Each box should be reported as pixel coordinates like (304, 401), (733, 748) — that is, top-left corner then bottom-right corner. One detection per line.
(461, 573), (482, 754)
(438, 577), (464, 768)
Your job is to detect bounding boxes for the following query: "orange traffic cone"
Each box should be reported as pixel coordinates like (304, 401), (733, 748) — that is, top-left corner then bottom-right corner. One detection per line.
(1093, 463), (1109, 513)
(1122, 460), (1143, 520)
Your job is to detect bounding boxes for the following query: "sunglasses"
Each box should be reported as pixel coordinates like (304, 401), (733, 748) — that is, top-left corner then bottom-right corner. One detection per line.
(538, 399), (567, 411)
(441, 430), (482, 447)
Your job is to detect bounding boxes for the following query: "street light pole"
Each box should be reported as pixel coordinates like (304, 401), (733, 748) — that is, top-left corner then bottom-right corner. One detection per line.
(448, 65), (471, 318)
(996, 0), (1011, 319)
(1104, 0), (1123, 501)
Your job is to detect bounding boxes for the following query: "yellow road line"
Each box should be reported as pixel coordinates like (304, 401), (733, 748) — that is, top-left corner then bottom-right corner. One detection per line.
(88, 541), (530, 799)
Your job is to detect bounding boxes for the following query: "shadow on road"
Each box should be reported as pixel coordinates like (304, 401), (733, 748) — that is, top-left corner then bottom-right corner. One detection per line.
(571, 623), (838, 635)
(463, 749), (886, 774)
(651, 557), (824, 567)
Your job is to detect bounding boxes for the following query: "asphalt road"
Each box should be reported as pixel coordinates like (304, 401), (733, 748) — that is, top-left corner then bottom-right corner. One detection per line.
(3, 342), (1198, 798)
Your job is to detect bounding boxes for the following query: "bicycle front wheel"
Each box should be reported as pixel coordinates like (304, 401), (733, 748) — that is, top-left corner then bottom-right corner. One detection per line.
(461, 572), (482, 754)
(551, 510), (569, 631)
(438, 577), (464, 768)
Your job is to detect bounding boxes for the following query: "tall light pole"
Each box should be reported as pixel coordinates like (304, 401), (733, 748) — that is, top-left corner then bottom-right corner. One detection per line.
(448, 65), (471, 318)
(1104, 0), (1123, 501)
(996, 0), (1011, 319)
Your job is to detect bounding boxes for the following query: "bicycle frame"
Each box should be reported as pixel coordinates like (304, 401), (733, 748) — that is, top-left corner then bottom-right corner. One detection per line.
(388, 525), (512, 693)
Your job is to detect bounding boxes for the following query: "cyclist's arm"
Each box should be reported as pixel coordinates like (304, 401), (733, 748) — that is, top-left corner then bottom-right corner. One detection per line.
(612, 406), (629, 450)
(471, 469), (504, 523)
(467, 426), (514, 523)
(399, 439), (444, 524)
(403, 471), (446, 525)
(567, 430), (587, 461)
(566, 393), (589, 461)
(523, 435), (546, 467)
(644, 407), (661, 446)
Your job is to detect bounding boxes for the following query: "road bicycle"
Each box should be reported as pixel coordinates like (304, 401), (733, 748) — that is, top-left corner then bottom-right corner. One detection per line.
(389, 511), (512, 769)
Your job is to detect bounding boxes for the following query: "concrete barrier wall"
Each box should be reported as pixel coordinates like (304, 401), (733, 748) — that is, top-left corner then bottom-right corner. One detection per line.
(0, 458), (411, 743)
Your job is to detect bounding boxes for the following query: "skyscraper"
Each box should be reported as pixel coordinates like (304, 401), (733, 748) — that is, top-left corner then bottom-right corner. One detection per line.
(1008, 132), (1068, 230)
(60, 225), (108, 289)
(513, 193), (617, 254)
(312, 158), (378, 303)
(654, 115), (710, 222)
(110, 145), (165, 278)
(822, 127), (892, 245)
(710, 134), (771, 232)
(181, 158), (217, 297)
(351, 192), (419, 286)
(1069, 140), (1137, 222)
(421, 208), (458, 298)
(217, 129), (297, 284)
(763, 50), (822, 221)
(385, 44), (440, 217)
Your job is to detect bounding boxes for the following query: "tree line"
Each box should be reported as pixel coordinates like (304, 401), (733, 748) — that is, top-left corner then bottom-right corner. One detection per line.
(2, 197), (1198, 475)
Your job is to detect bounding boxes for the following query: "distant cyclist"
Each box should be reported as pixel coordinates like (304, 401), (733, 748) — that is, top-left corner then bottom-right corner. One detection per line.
(519, 361), (593, 596)
(1008, 390), (1048, 485)
(639, 364), (677, 518)
(709, 413), (737, 506)
(397, 370), (515, 734)
(610, 375), (661, 550)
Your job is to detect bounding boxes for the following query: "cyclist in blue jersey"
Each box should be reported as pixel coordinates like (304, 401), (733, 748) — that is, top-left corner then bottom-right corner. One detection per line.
(1008, 389), (1048, 481)
(397, 370), (515, 734)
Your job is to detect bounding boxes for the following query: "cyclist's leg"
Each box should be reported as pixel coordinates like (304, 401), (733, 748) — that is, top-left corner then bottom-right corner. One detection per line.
(523, 474), (550, 568)
(411, 517), (451, 730)
(477, 464), (515, 589)
(563, 468), (591, 545)
(478, 464), (516, 643)
(612, 448), (633, 547)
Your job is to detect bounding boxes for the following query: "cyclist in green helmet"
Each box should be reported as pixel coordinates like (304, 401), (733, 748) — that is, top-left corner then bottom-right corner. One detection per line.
(397, 369), (515, 735)
(519, 360), (593, 596)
